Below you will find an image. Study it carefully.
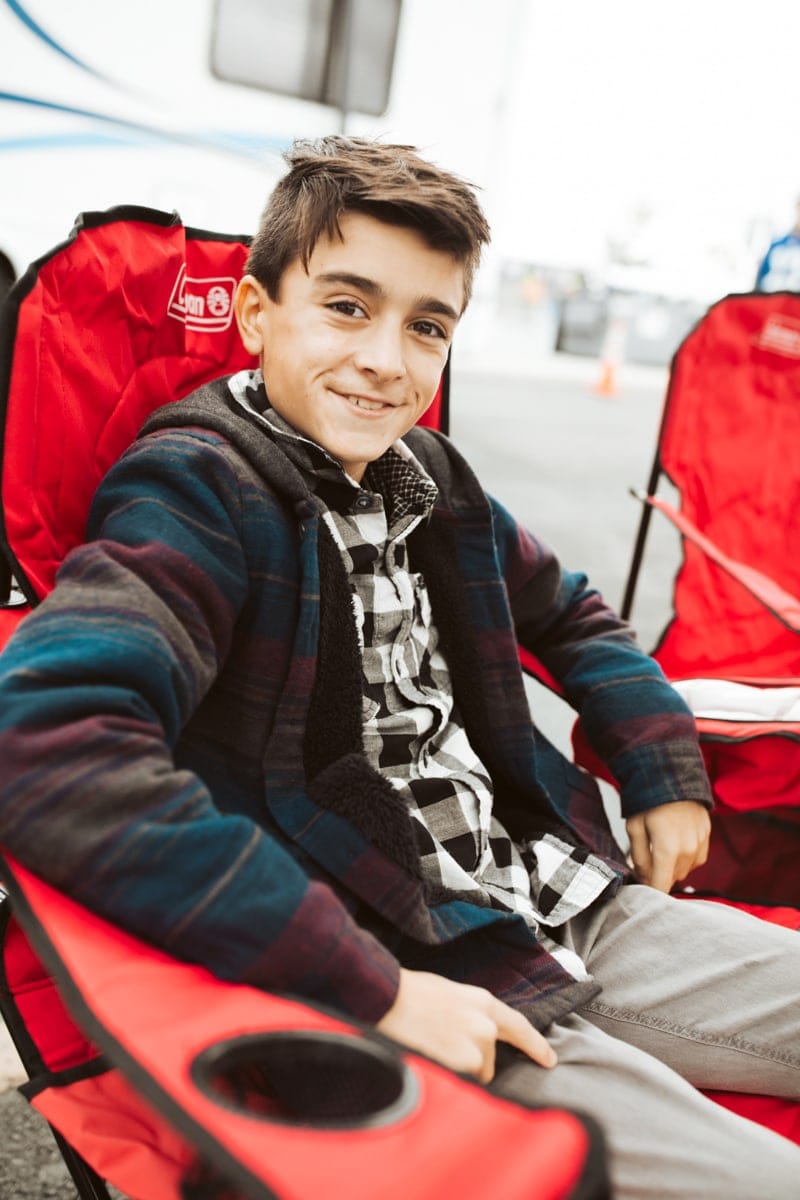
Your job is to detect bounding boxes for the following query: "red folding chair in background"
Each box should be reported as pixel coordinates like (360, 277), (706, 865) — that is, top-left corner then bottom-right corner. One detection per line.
(621, 292), (800, 907)
(0, 208), (610, 1200)
(570, 291), (800, 1143)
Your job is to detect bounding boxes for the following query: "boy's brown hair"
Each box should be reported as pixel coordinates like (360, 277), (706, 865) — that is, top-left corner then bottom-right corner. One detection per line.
(245, 136), (490, 308)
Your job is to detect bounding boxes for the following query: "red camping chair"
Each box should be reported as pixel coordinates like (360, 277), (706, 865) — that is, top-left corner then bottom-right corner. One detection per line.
(0, 207), (609, 1200)
(620, 292), (800, 906)
(569, 292), (800, 1142)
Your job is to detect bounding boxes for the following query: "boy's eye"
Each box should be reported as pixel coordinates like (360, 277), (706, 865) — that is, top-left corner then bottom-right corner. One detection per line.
(412, 319), (448, 339)
(328, 300), (365, 317)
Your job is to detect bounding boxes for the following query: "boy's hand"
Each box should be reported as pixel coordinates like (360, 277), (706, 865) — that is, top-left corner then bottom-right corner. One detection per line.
(376, 968), (557, 1083)
(626, 800), (711, 893)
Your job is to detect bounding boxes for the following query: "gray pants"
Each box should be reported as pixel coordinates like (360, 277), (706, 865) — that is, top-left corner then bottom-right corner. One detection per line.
(493, 885), (800, 1199)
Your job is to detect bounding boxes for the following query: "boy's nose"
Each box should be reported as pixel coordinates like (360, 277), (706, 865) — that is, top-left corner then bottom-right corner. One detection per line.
(353, 320), (405, 379)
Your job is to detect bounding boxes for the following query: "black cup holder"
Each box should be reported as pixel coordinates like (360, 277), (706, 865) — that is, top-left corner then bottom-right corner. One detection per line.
(191, 1030), (419, 1130)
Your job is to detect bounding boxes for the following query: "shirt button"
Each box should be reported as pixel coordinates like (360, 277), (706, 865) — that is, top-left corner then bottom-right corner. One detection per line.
(354, 494), (373, 510)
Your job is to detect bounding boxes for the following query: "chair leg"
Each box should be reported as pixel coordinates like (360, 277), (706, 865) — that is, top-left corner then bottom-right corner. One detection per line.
(49, 1124), (112, 1200)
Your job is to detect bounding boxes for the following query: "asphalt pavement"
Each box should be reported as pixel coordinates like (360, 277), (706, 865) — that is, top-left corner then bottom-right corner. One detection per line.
(0, 1090), (80, 1200)
(1, 1026), (95, 1200)
(0, 347), (673, 1199)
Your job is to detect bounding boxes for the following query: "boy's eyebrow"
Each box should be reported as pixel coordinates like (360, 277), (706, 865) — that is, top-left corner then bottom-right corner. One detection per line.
(315, 271), (460, 322)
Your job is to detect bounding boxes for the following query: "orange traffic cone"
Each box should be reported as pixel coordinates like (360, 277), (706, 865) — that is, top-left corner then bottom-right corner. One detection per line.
(593, 315), (627, 398)
(593, 359), (618, 397)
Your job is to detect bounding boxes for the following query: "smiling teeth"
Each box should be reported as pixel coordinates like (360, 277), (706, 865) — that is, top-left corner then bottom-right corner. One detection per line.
(350, 396), (385, 411)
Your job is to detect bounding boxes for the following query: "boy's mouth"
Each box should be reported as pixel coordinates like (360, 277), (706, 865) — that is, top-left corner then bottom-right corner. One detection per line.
(335, 390), (393, 412)
(349, 395), (387, 412)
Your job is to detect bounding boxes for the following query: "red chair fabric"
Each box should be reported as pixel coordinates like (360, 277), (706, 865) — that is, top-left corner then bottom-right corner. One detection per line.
(652, 294), (800, 683)
(620, 293), (800, 904)
(2, 853), (609, 1200)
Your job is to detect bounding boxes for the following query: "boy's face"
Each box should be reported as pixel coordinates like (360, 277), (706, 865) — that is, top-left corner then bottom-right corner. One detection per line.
(235, 212), (465, 482)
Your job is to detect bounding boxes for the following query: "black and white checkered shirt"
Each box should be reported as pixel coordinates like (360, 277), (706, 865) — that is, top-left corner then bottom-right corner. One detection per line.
(229, 371), (616, 979)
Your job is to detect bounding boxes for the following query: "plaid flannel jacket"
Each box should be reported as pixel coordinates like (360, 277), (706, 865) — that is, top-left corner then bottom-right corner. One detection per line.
(0, 377), (712, 1030)
(237, 385), (618, 982)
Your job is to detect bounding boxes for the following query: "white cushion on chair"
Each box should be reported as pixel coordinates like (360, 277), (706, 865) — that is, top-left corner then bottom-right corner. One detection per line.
(671, 679), (800, 723)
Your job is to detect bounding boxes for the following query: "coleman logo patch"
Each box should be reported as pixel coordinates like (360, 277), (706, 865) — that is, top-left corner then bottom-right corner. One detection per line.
(756, 314), (800, 359)
(167, 266), (236, 331)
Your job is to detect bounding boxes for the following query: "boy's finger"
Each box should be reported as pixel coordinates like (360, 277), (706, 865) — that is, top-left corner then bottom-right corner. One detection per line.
(495, 1004), (557, 1069)
(627, 823), (652, 885)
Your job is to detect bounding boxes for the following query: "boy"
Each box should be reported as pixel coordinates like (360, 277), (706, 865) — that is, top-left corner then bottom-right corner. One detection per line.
(1, 138), (798, 1198)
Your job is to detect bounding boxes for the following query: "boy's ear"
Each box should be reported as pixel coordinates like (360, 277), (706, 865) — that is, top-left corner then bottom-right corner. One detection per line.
(234, 275), (269, 357)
